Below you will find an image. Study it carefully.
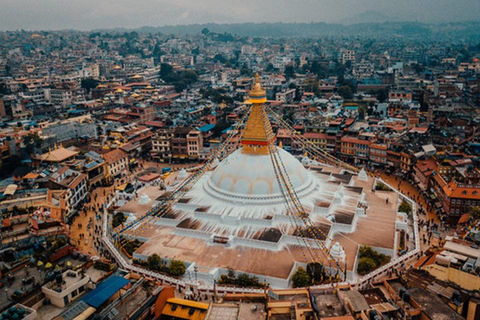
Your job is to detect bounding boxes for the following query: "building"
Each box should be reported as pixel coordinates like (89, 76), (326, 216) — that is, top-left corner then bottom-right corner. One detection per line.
(47, 166), (88, 221)
(83, 151), (108, 188)
(127, 104), (156, 123)
(171, 127), (192, 161)
(303, 132), (327, 151)
(369, 144), (388, 166)
(340, 136), (371, 163)
(160, 298), (209, 320)
(341, 50), (356, 65)
(187, 130), (203, 160)
(151, 129), (174, 163)
(41, 270), (92, 308)
(34, 146), (79, 164)
(431, 174), (480, 223)
(413, 159), (438, 192)
(103, 148), (129, 181)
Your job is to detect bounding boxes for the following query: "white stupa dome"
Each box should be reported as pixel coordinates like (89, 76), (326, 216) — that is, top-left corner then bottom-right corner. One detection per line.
(203, 147), (317, 205)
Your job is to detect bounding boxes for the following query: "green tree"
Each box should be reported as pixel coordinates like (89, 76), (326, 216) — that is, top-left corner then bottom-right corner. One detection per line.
(307, 262), (324, 283)
(376, 89), (388, 103)
(291, 267), (311, 287)
(112, 212), (126, 228)
(159, 63), (173, 78)
(284, 65), (295, 79)
(147, 254), (161, 270)
(304, 79), (320, 97)
(23, 133), (43, 154)
(399, 201), (412, 214)
(168, 260), (186, 276)
(337, 85), (353, 99)
(201, 28), (210, 35)
(357, 257), (377, 275)
(471, 206), (480, 219)
(81, 78), (100, 94)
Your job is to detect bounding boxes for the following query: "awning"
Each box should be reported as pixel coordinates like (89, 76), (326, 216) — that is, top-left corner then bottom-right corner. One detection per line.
(82, 276), (129, 308)
(458, 213), (470, 224)
(4, 184), (18, 196)
(116, 183), (128, 191)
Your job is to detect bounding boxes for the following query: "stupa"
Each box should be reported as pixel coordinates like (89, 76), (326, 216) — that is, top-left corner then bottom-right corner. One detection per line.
(131, 75), (400, 287)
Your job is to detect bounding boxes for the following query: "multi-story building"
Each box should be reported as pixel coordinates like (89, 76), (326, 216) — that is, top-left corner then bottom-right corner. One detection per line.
(50, 88), (74, 106)
(369, 143), (388, 166)
(413, 159), (437, 191)
(171, 127), (192, 161)
(83, 151), (108, 188)
(302, 132), (327, 151)
(341, 50), (356, 64)
(431, 174), (480, 224)
(103, 148), (129, 181)
(126, 105), (156, 123)
(151, 129), (174, 163)
(340, 136), (371, 163)
(48, 166), (88, 221)
(187, 130), (203, 160)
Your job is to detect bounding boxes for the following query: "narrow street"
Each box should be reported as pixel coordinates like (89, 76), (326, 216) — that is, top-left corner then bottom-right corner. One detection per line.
(68, 160), (199, 257)
(377, 172), (451, 252)
(69, 185), (114, 256)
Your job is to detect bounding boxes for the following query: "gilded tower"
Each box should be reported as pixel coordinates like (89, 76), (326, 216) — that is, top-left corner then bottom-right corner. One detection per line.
(241, 74), (276, 155)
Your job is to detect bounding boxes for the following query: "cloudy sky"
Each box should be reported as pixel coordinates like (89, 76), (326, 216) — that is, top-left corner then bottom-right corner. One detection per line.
(0, 0), (479, 31)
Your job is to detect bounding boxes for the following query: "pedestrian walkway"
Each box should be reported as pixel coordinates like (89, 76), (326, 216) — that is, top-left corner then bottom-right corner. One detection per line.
(70, 185), (114, 256)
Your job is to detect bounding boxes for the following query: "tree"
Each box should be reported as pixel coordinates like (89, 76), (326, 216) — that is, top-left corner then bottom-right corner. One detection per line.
(23, 133), (43, 155)
(307, 262), (324, 283)
(168, 260), (186, 276)
(284, 65), (295, 79)
(147, 254), (161, 270)
(399, 201), (412, 214)
(201, 28), (210, 35)
(357, 257), (377, 275)
(159, 63), (173, 78)
(213, 54), (226, 63)
(112, 212), (126, 228)
(359, 245), (390, 268)
(81, 78), (99, 94)
(337, 85), (353, 99)
(291, 267), (311, 287)
(471, 206), (480, 219)
(376, 89), (388, 103)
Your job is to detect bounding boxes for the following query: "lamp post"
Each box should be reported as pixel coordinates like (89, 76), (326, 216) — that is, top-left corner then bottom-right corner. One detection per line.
(4, 288), (8, 301)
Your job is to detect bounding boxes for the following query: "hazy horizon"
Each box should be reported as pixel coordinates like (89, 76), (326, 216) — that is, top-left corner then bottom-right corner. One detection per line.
(1, 0), (479, 31)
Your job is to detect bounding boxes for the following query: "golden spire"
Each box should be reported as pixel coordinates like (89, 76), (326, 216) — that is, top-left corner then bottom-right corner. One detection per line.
(241, 74), (275, 155)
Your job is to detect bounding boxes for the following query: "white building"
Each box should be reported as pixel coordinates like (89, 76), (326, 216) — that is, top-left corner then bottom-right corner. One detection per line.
(41, 270), (93, 307)
(49, 166), (88, 218)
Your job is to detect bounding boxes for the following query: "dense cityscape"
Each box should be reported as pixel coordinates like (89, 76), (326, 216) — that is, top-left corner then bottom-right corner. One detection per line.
(1, 18), (480, 320)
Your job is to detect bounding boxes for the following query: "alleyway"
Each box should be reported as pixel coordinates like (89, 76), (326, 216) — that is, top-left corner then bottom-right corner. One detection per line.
(69, 185), (114, 256)
(377, 172), (451, 253)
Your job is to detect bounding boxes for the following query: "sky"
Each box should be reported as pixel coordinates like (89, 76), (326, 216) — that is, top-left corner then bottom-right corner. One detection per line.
(0, 0), (479, 31)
